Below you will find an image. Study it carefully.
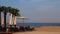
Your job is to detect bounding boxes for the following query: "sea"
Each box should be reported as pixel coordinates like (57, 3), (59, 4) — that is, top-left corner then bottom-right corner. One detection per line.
(6, 23), (60, 26)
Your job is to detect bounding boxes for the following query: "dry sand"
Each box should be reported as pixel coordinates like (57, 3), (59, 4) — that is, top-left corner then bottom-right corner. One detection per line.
(13, 31), (60, 34)
(13, 26), (60, 34)
(35, 26), (60, 32)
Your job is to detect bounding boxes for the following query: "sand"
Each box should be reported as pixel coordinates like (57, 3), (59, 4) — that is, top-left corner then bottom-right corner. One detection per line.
(13, 26), (60, 34)
(35, 26), (60, 32)
(13, 31), (60, 34)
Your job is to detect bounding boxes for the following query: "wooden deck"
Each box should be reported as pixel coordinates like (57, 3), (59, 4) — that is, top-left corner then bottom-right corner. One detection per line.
(0, 32), (12, 34)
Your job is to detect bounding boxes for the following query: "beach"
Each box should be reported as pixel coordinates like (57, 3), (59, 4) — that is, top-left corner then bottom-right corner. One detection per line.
(14, 31), (60, 34)
(13, 26), (60, 34)
(35, 26), (60, 32)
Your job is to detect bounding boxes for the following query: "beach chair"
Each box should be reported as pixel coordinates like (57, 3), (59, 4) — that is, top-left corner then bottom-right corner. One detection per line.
(25, 26), (34, 31)
(13, 27), (19, 32)
(19, 26), (25, 32)
(0, 27), (2, 32)
(1, 27), (6, 32)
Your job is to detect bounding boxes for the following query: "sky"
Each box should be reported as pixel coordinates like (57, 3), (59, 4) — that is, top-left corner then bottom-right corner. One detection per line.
(0, 0), (60, 23)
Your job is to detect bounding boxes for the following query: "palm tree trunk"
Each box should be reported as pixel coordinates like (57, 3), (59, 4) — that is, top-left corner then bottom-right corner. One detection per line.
(9, 13), (13, 32)
(14, 16), (16, 28)
(9, 13), (13, 26)
(1, 17), (4, 27)
(4, 11), (6, 31)
(0, 12), (1, 31)
(0, 12), (1, 27)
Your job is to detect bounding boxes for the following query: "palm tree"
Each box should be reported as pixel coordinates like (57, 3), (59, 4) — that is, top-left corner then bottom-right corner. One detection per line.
(13, 13), (20, 32)
(12, 8), (20, 27)
(1, 6), (9, 31)
(0, 6), (20, 32)
(0, 6), (4, 31)
(0, 6), (2, 27)
(7, 7), (13, 28)
(8, 7), (20, 30)
(13, 11), (20, 28)
(11, 8), (20, 27)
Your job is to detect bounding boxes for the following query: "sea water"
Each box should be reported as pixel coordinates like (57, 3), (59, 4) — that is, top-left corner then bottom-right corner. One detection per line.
(6, 23), (60, 26)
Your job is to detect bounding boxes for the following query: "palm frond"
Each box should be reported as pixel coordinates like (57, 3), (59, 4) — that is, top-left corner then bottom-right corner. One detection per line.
(7, 7), (21, 16)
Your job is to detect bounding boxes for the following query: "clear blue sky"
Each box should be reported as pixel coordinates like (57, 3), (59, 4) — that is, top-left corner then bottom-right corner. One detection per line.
(0, 0), (60, 23)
